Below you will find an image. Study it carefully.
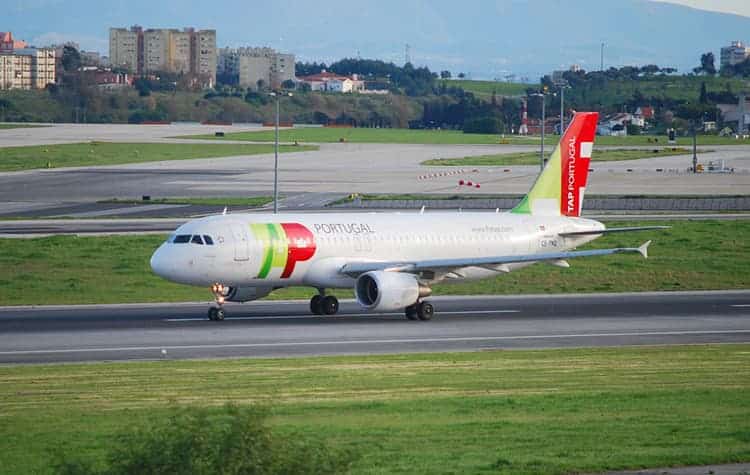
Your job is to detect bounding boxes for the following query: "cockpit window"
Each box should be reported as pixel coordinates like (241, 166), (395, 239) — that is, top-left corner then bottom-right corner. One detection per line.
(203, 235), (214, 245)
(191, 235), (204, 245)
(173, 235), (191, 244)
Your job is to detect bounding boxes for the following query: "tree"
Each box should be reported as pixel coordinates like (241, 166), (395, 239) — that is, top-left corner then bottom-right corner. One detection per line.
(281, 79), (296, 90)
(457, 72), (466, 79)
(61, 45), (81, 72)
(699, 81), (708, 104)
(440, 70), (451, 79)
(700, 52), (717, 76)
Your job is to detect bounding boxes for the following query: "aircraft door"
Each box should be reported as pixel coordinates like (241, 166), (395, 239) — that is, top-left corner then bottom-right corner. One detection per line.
(230, 222), (250, 261)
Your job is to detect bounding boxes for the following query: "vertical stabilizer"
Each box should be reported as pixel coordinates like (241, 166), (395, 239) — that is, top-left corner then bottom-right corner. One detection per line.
(511, 112), (599, 217)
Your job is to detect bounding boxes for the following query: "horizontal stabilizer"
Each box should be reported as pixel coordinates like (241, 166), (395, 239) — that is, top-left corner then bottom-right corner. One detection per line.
(560, 226), (670, 237)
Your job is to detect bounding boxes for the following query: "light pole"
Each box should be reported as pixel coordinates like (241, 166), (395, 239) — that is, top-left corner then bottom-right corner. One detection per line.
(270, 91), (293, 214)
(530, 88), (548, 171)
(558, 82), (570, 134)
(600, 42), (605, 71)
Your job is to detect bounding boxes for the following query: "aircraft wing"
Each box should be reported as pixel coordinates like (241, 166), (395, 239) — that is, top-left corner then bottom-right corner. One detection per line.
(339, 241), (651, 277)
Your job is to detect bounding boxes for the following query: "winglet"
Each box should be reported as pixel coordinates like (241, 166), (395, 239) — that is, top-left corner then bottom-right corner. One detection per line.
(638, 240), (651, 259)
(222, 207), (228, 216)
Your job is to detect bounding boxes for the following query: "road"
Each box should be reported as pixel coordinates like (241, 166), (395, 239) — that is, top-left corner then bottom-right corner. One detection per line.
(0, 291), (748, 364)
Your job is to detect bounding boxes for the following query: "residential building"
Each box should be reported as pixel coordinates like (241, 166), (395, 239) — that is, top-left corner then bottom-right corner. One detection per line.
(0, 47), (55, 90)
(109, 26), (216, 86)
(720, 41), (750, 69)
(298, 71), (365, 93)
(219, 46), (294, 89)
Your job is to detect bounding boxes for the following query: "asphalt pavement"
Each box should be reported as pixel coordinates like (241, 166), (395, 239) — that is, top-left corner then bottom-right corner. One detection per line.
(0, 291), (748, 364)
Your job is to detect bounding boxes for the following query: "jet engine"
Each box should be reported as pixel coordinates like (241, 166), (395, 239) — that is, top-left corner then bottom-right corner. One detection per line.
(354, 271), (431, 311)
(223, 286), (273, 303)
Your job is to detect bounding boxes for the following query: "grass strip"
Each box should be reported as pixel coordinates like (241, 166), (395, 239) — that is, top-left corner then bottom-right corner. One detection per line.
(0, 123), (47, 130)
(0, 220), (746, 306)
(0, 345), (748, 474)
(422, 147), (704, 166)
(0, 142), (317, 172)
(184, 126), (750, 146)
(101, 196), (274, 207)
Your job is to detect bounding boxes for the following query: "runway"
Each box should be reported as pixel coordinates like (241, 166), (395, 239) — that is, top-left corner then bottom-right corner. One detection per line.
(0, 291), (748, 364)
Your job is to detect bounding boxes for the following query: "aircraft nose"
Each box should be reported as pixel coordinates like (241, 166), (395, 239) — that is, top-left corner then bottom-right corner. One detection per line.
(150, 244), (172, 280)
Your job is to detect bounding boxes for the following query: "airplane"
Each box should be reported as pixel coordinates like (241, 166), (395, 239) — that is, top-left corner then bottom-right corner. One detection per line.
(150, 112), (665, 321)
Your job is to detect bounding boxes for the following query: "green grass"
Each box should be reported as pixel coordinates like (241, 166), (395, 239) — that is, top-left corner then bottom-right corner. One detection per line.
(102, 196), (274, 207)
(0, 220), (747, 306)
(438, 79), (529, 98)
(0, 142), (317, 172)
(0, 345), (749, 474)
(0, 123), (46, 130)
(423, 147), (702, 166)
(185, 126), (750, 146)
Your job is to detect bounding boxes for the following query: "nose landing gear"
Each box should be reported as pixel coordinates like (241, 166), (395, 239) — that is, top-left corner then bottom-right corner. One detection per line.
(208, 283), (227, 321)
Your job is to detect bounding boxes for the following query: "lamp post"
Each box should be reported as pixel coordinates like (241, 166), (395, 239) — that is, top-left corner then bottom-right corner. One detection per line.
(558, 82), (570, 134)
(530, 88), (548, 171)
(270, 91), (293, 214)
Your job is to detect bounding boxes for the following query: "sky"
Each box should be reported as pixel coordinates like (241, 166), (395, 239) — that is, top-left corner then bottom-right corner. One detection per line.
(654, 0), (750, 17)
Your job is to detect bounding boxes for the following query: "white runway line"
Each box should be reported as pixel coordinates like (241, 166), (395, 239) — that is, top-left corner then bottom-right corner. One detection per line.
(1, 329), (749, 356)
(731, 304), (750, 308)
(164, 309), (521, 322)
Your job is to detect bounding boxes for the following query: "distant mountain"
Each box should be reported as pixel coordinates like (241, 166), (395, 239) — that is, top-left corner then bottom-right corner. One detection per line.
(5, 0), (750, 79)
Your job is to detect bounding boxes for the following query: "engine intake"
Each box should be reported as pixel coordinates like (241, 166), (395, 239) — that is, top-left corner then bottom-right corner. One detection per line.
(355, 271), (430, 312)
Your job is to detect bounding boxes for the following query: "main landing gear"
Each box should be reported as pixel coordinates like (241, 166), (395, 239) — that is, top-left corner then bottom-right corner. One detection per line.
(405, 301), (434, 321)
(310, 290), (339, 316)
(208, 283), (227, 321)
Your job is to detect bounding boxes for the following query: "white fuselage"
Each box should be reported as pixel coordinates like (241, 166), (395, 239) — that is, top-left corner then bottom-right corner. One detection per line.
(149, 211), (605, 289)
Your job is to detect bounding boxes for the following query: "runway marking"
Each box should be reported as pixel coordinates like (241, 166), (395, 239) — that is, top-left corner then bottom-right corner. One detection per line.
(731, 304), (750, 308)
(1, 330), (749, 356)
(164, 309), (521, 322)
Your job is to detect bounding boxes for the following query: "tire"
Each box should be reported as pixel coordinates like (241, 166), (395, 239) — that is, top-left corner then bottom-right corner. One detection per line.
(215, 308), (225, 321)
(321, 295), (339, 315)
(417, 301), (434, 321)
(310, 295), (323, 315)
(208, 308), (216, 321)
(405, 305), (418, 320)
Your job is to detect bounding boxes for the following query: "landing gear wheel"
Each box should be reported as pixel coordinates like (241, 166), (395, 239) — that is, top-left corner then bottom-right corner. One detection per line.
(321, 295), (339, 315)
(310, 294), (324, 315)
(405, 304), (418, 320)
(208, 307), (225, 321)
(416, 301), (434, 321)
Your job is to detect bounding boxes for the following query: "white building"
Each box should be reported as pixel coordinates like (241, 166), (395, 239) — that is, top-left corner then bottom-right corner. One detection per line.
(721, 41), (750, 69)
(298, 71), (365, 93)
(0, 47), (55, 90)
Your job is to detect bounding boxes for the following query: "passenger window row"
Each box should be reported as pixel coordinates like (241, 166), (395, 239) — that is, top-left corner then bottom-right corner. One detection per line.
(172, 234), (215, 245)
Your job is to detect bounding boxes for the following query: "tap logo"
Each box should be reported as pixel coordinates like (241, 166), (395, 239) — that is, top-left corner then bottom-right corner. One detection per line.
(250, 223), (317, 279)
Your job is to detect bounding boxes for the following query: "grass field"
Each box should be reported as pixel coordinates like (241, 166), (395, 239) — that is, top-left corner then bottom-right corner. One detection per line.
(0, 220), (746, 306)
(186, 126), (750, 146)
(102, 196), (274, 207)
(0, 345), (748, 474)
(0, 142), (317, 172)
(423, 147), (700, 166)
(438, 79), (529, 98)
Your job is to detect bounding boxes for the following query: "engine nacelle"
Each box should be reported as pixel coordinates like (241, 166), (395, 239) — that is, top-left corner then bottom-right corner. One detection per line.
(223, 286), (273, 303)
(355, 271), (430, 312)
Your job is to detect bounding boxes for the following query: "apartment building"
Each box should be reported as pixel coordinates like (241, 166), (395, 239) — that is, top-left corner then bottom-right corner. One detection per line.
(109, 26), (216, 86)
(720, 41), (750, 69)
(0, 47), (55, 90)
(218, 46), (294, 89)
